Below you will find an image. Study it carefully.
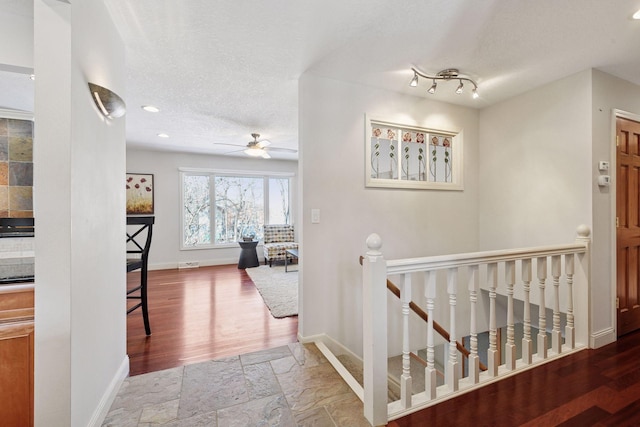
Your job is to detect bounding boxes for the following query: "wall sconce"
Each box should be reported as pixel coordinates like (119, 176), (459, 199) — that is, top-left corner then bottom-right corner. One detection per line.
(410, 68), (479, 99)
(88, 82), (126, 118)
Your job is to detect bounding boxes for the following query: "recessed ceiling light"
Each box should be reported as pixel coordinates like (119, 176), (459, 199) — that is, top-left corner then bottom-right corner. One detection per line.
(634, 9), (640, 19)
(157, 133), (169, 138)
(142, 105), (160, 113)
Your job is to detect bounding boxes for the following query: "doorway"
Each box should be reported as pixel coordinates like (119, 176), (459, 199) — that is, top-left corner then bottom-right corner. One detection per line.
(616, 115), (640, 336)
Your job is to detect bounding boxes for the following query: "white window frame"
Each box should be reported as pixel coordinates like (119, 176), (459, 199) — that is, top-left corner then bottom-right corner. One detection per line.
(179, 168), (294, 250)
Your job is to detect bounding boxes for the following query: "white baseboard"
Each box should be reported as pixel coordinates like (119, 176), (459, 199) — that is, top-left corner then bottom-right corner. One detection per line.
(590, 327), (616, 348)
(298, 333), (363, 362)
(87, 355), (129, 427)
(149, 257), (250, 271)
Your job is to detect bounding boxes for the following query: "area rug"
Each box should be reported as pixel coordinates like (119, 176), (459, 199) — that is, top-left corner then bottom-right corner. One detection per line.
(245, 265), (298, 318)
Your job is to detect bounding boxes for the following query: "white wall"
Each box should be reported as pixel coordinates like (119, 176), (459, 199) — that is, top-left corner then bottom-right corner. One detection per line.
(34, 0), (127, 425)
(478, 69), (593, 249)
(126, 148), (298, 268)
(591, 70), (640, 339)
(0, 2), (33, 72)
(478, 69), (635, 347)
(299, 73), (480, 356)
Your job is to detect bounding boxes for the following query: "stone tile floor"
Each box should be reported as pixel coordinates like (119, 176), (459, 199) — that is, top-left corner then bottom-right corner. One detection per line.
(103, 343), (371, 426)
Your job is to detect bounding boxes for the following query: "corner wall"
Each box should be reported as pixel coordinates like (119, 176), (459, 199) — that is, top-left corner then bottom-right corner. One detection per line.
(34, 0), (127, 425)
(299, 73), (480, 356)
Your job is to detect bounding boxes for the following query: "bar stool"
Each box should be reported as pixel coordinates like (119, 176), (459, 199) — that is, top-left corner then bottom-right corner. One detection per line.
(126, 216), (154, 335)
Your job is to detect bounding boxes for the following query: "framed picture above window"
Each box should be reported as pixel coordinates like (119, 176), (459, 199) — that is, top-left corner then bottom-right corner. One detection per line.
(126, 173), (154, 215)
(365, 117), (463, 190)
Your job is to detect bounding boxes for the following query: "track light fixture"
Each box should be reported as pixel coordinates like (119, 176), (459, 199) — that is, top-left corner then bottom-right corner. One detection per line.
(409, 67), (479, 98)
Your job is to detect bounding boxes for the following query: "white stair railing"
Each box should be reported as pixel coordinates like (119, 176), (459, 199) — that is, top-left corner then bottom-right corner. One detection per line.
(362, 225), (591, 426)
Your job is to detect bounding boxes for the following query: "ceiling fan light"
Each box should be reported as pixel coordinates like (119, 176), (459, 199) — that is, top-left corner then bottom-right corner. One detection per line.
(244, 147), (264, 157)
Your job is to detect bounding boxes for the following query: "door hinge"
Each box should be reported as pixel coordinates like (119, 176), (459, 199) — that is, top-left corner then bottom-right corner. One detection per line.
(617, 297), (620, 309)
(617, 135), (620, 147)
(617, 217), (619, 228)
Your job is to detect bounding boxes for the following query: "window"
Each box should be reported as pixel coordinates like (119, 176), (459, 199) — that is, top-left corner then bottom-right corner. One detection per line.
(181, 170), (291, 248)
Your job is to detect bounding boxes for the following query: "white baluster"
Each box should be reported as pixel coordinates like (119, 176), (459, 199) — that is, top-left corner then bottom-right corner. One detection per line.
(362, 234), (388, 426)
(400, 274), (412, 408)
(487, 262), (499, 376)
(447, 268), (459, 391)
(467, 265), (480, 384)
(537, 257), (548, 359)
(522, 259), (533, 364)
(424, 270), (437, 399)
(565, 253), (575, 349)
(551, 255), (562, 354)
(505, 260), (516, 370)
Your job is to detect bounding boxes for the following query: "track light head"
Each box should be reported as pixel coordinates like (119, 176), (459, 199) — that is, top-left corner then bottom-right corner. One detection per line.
(428, 80), (437, 94)
(472, 88), (479, 99)
(409, 72), (419, 87)
(455, 80), (464, 94)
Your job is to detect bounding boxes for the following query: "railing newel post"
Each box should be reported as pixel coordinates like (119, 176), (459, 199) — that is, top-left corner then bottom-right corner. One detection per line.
(362, 233), (388, 426)
(574, 225), (591, 348)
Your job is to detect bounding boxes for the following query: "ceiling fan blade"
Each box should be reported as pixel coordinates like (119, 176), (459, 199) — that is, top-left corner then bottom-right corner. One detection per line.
(261, 151), (271, 159)
(257, 140), (271, 148)
(213, 143), (246, 148)
(222, 149), (245, 155)
(265, 147), (298, 153)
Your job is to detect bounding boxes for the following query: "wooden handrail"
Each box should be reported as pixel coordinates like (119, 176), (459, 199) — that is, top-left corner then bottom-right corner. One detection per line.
(360, 256), (487, 372)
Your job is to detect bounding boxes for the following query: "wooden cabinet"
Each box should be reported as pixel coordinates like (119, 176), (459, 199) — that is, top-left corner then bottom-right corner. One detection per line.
(0, 284), (34, 427)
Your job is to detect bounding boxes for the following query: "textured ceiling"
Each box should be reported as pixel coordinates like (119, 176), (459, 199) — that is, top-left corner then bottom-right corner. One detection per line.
(3, 1), (640, 160)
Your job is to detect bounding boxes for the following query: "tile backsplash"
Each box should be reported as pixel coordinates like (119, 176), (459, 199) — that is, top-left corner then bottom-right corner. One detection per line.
(0, 118), (33, 218)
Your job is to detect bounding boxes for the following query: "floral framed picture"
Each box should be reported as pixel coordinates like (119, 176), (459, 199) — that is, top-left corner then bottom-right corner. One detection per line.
(366, 116), (463, 190)
(126, 173), (154, 215)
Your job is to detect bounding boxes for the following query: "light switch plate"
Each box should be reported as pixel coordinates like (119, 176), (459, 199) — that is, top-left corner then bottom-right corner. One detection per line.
(311, 209), (320, 224)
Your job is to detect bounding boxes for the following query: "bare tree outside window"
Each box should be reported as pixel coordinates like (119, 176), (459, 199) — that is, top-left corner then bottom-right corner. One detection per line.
(183, 175), (211, 245)
(182, 172), (290, 247)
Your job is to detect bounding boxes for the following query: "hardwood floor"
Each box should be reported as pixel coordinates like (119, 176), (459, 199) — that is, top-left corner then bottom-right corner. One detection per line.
(126, 265), (298, 376)
(390, 329), (640, 426)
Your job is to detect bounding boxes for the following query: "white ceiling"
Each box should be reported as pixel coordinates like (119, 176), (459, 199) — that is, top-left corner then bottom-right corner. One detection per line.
(4, 1), (640, 160)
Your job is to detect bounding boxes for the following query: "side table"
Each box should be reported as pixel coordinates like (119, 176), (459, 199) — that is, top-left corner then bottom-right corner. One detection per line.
(238, 240), (259, 269)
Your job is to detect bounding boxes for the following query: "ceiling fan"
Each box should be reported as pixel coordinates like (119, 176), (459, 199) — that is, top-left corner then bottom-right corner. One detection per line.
(215, 133), (297, 159)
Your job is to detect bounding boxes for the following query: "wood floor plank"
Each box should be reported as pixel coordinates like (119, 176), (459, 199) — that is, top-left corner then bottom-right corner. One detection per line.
(390, 329), (640, 426)
(126, 265), (298, 376)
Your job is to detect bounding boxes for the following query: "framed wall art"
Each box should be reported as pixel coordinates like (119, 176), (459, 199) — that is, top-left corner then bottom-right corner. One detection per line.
(365, 116), (463, 190)
(126, 173), (154, 215)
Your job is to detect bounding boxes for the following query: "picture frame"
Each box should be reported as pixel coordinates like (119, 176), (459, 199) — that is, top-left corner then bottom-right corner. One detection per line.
(126, 173), (154, 215)
(365, 116), (464, 190)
